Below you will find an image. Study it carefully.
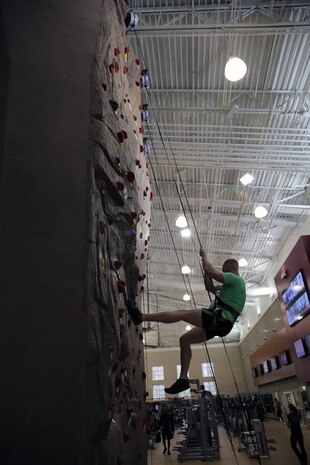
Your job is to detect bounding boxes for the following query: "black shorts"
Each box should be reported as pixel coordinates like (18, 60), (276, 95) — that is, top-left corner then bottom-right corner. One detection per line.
(201, 307), (234, 338)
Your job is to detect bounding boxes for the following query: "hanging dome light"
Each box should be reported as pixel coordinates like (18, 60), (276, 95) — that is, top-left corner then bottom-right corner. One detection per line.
(183, 293), (191, 301)
(238, 258), (248, 268)
(181, 228), (191, 238)
(176, 214), (187, 228)
(181, 265), (191, 275)
(225, 57), (247, 82)
(254, 205), (268, 219)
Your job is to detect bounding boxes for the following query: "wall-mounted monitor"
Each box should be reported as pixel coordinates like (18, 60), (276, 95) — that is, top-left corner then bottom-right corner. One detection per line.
(294, 338), (307, 359)
(279, 350), (290, 366)
(281, 270), (310, 326)
(304, 334), (310, 354)
(270, 355), (279, 370)
(262, 360), (270, 374)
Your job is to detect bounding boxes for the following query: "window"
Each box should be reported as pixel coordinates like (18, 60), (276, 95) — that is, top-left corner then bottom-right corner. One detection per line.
(152, 366), (164, 381)
(177, 365), (189, 378)
(153, 385), (165, 399)
(201, 362), (214, 378)
(204, 381), (217, 395)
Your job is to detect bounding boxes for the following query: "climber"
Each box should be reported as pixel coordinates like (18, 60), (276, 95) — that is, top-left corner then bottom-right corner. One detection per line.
(126, 248), (246, 394)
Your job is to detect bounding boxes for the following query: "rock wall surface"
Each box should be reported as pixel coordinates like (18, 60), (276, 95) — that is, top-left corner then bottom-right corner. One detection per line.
(0, 1), (150, 464)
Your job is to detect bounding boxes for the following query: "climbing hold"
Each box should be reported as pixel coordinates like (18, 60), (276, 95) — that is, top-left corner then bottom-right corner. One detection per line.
(114, 48), (120, 57)
(122, 130), (128, 140)
(145, 186), (149, 192)
(110, 100), (119, 119)
(117, 131), (124, 143)
(109, 64), (115, 74)
(123, 66), (129, 74)
(124, 47), (129, 62)
(139, 232), (143, 239)
(139, 144), (144, 153)
(116, 181), (125, 191)
(102, 83), (107, 91)
(124, 11), (138, 30)
(139, 126), (144, 134)
(142, 371), (147, 380)
(135, 159), (140, 165)
(101, 180), (107, 192)
(140, 286), (145, 293)
(144, 240), (148, 246)
(99, 221), (106, 234)
(143, 190), (147, 197)
(118, 308), (125, 318)
(131, 211), (138, 220)
(117, 279), (126, 293)
(127, 171), (135, 183)
(115, 62), (119, 73)
(140, 253), (144, 259)
(136, 58), (140, 66)
(114, 260), (122, 270)
(135, 81), (140, 87)
(150, 192), (154, 201)
(100, 257), (105, 273)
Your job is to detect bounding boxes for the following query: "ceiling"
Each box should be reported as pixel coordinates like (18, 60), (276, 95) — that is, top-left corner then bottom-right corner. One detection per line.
(128, 0), (310, 348)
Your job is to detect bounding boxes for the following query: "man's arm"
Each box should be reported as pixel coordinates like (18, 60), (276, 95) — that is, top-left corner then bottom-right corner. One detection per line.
(200, 248), (224, 284)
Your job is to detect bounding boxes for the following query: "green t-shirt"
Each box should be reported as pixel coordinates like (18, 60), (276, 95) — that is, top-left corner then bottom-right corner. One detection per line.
(219, 272), (246, 314)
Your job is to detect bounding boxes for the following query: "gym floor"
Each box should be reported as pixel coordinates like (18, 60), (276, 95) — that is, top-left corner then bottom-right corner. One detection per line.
(147, 419), (310, 465)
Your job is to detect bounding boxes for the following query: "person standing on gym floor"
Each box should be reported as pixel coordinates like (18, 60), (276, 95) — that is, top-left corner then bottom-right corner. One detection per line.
(126, 248), (246, 394)
(287, 403), (308, 465)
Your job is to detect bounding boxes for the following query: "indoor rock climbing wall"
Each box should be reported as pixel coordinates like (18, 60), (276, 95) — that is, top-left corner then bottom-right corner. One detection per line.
(0, 1), (150, 464)
(86, 2), (151, 465)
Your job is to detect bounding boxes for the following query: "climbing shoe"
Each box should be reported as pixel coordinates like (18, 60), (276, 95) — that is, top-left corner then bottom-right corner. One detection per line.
(126, 300), (142, 325)
(164, 378), (190, 394)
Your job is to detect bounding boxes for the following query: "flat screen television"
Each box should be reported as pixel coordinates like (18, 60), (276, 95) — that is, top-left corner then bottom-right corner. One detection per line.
(281, 270), (310, 326)
(304, 333), (310, 354)
(279, 350), (290, 366)
(270, 355), (279, 370)
(294, 339), (307, 358)
(262, 360), (270, 374)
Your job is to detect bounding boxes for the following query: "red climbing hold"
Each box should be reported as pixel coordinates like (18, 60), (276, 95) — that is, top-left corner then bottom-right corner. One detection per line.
(140, 286), (145, 293)
(99, 221), (106, 234)
(117, 279), (126, 293)
(135, 81), (140, 87)
(150, 192), (154, 201)
(140, 253), (144, 259)
(139, 232), (143, 239)
(131, 211), (137, 220)
(127, 171), (135, 183)
(136, 58), (140, 66)
(117, 131), (124, 143)
(114, 260), (122, 270)
(139, 145), (144, 153)
(122, 130), (128, 140)
(116, 181), (125, 191)
(114, 48), (120, 56)
(123, 66), (129, 74)
(109, 64), (115, 74)
(115, 62), (119, 73)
